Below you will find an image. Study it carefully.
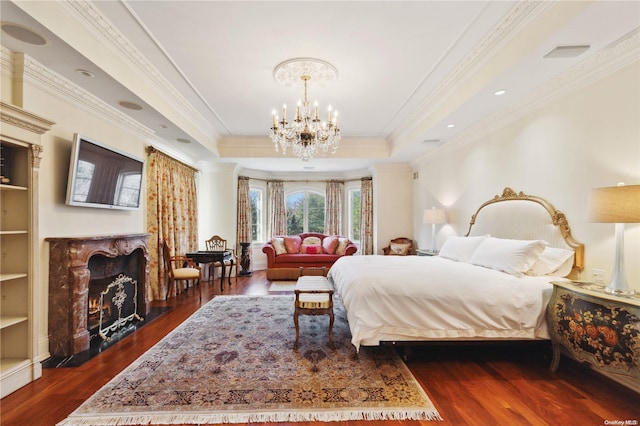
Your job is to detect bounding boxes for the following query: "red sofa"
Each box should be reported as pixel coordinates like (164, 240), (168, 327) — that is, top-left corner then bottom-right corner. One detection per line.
(262, 232), (357, 280)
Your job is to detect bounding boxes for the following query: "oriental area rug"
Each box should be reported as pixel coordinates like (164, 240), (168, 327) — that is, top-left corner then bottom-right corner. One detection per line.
(59, 295), (442, 425)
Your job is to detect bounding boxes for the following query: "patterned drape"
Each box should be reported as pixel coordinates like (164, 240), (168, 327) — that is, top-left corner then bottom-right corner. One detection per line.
(267, 180), (286, 237)
(236, 176), (251, 252)
(325, 180), (344, 235)
(146, 148), (198, 300)
(360, 177), (374, 255)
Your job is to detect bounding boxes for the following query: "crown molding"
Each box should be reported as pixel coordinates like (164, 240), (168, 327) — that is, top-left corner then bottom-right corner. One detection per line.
(11, 50), (158, 142)
(391, 0), (550, 142)
(412, 27), (640, 169)
(60, 0), (218, 140)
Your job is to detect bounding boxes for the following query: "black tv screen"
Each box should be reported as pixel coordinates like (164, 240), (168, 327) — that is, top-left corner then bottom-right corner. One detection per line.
(65, 134), (144, 210)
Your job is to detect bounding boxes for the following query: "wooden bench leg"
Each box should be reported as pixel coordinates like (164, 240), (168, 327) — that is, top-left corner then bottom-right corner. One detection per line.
(293, 310), (300, 350)
(328, 311), (335, 349)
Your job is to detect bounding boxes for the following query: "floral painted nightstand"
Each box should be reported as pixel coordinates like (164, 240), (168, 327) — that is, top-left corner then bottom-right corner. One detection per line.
(546, 281), (640, 386)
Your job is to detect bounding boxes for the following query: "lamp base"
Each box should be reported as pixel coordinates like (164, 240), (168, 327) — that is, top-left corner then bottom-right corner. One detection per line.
(605, 286), (635, 296)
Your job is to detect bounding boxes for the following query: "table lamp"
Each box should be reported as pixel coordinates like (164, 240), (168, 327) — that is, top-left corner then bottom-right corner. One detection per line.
(588, 183), (640, 295)
(424, 207), (447, 253)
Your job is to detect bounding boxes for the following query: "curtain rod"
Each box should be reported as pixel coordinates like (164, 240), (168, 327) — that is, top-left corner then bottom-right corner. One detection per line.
(241, 176), (371, 183)
(146, 146), (199, 172)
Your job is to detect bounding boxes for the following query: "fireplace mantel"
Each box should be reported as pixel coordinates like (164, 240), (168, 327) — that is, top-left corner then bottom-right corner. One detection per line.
(46, 234), (150, 357)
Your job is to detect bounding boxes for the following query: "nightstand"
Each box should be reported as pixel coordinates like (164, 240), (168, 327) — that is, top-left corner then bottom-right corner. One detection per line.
(416, 249), (438, 256)
(546, 280), (640, 387)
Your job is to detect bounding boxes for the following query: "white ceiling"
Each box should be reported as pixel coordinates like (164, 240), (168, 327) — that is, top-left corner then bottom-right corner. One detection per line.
(1, 1), (639, 175)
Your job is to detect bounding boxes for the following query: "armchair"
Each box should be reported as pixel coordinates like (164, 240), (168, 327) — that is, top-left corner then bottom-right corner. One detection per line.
(382, 237), (414, 255)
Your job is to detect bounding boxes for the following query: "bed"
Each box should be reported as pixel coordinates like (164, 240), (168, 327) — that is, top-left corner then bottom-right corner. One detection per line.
(328, 188), (584, 350)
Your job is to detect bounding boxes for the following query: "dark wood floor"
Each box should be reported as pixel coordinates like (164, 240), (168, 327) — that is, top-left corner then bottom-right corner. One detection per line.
(1, 271), (638, 426)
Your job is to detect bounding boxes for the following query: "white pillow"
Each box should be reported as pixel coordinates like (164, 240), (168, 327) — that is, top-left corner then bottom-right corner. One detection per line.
(438, 235), (488, 262)
(526, 247), (575, 277)
(469, 237), (548, 275)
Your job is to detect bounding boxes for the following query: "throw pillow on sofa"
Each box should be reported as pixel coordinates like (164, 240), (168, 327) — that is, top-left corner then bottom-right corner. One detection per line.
(300, 236), (322, 254)
(336, 237), (350, 255)
(284, 235), (302, 253)
(271, 237), (287, 255)
(322, 236), (339, 254)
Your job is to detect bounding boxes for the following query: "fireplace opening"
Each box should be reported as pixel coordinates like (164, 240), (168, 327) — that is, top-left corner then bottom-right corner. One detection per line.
(88, 274), (143, 341)
(87, 251), (145, 343)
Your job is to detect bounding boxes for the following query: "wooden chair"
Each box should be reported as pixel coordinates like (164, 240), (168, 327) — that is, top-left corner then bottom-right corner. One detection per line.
(205, 235), (238, 283)
(382, 237), (414, 255)
(162, 240), (201, 299)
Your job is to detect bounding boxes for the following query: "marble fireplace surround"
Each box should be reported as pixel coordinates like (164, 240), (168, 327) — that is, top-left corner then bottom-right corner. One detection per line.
(46, 234), (150, 357)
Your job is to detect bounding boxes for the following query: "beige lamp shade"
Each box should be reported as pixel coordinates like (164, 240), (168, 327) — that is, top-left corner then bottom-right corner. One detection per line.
(588, 185), (640, 223)
(423, 208), (447, 224)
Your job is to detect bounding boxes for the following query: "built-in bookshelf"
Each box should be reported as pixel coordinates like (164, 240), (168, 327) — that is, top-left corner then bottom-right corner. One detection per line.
(0, 102), (54, 398)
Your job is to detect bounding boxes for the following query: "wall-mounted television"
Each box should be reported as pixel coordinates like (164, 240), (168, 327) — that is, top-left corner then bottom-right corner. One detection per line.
(66, 134), (144, 210)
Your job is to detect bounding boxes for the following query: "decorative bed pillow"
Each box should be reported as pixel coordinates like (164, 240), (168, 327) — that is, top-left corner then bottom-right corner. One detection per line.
(526, 247), (574, 277)
(322, 236), (339, 254)
(389, 243), (411, 255)
(469, 237), (547, 275)
(438, 235), (488, 262)
(335, 237), (350, 255)
(271, 237), (287, 255)
(284, 235), (302, 253)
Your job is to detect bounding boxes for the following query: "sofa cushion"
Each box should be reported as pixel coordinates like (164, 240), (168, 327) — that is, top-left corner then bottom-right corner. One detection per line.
(284, 235), (302, 253)
(273, 253), (340, 265)
(336, 237), (350, 255)
(300, 236), (322, 254)
(322, 236), (339, 254)
(271, 237), (287, 255)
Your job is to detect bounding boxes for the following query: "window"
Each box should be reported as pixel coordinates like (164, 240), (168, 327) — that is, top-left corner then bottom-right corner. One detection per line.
(286, 191), (325, 234)
(349, 189), (361, 242)
(250, 188), (263, 242)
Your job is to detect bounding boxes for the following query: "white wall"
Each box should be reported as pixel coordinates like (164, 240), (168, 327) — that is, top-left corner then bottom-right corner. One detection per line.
(198, 164), (238, 251)
(374, 164), (414, 254)
(413, 60), (640, 290)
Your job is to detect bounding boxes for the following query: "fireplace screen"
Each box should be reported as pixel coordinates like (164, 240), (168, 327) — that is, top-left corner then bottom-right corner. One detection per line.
(89, 274), (143, 341)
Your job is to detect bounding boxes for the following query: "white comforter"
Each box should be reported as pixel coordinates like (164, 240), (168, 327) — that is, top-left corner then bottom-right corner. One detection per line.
(328, 255), (560, 350)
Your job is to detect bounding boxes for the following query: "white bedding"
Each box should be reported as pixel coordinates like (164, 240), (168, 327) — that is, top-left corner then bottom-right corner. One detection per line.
(328, 255), (563, 350)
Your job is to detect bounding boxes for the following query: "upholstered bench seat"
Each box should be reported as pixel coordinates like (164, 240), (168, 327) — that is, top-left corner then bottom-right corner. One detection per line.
(293, 276), (334, 349)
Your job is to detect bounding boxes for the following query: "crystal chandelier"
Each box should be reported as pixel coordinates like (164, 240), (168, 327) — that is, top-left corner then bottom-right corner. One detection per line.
(269, 58), (340, 162)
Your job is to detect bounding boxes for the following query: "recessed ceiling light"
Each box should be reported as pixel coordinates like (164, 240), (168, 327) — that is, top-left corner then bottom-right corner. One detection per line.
(118, 101), (143, 110)
(76, 69), (94, 78)
(422, 139), (440, 144)
(494, 89), (507, 96)
(543, 45), (590, 59)
(176, 138), (191, 144)
(447, 124), (455, 128)
(1, 23), (47, 45)
(303, 166), (315, 170)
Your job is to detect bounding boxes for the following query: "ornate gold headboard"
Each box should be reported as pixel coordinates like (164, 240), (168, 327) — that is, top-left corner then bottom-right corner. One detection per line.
(465, 188), (584, 275)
